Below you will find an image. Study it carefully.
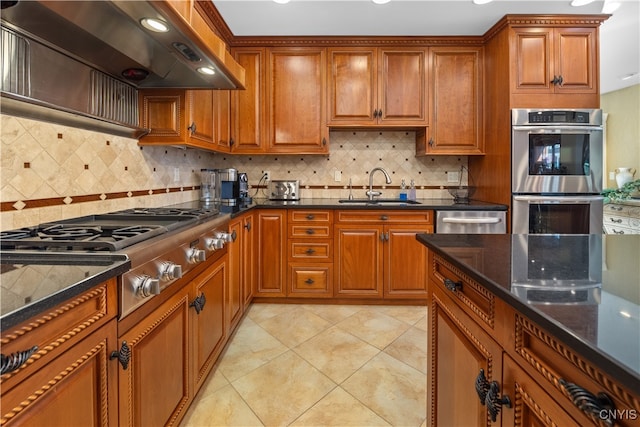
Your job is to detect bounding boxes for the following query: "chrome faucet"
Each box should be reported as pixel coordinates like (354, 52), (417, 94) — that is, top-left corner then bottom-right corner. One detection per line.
(366, 167), (392, 200)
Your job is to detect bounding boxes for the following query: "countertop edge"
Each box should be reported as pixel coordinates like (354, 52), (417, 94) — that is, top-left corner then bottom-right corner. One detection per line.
(416, 233), (640, 396)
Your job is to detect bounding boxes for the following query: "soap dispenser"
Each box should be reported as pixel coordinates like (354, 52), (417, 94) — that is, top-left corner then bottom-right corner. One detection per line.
(399, 179), (407, 200)
(408, 179), (416, 201)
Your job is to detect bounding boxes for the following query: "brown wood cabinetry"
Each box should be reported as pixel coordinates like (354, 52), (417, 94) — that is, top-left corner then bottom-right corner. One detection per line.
(287, 210), (334, 297)
(227, 212), (256, 331)
(428, 251), (640, 427)
(241, 212), (256, 306)
(417, 47), (484, 155)
(334, 210), (432, 299)
(255, 209), (287, 297)
(0, 279), (118, 426)
(138, 89), (229, 152)
(327, 47), (428, 127)
(231, 48), (267, 153)
(267, 48), (329, 153)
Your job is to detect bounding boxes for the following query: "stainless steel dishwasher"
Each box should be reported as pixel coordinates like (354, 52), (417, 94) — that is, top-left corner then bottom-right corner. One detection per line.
(436, 210), (506, 234)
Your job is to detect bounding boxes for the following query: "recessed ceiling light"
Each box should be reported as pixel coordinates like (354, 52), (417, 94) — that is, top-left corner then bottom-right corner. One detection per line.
(197, 67), (216, 76)
(571, 0), (596, 6)
(140, 18), (169, 33)
(473, 0), (493, 4)
(372, 0), (391, 4)
(273, 0), (291, 4)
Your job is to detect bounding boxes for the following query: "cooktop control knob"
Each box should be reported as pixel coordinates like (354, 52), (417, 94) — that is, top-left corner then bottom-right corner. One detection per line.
(187, 248), (206, 264)
(133, 275), (161, 298)
(159, 262), (183, 282)
(205, 237), (225, 251)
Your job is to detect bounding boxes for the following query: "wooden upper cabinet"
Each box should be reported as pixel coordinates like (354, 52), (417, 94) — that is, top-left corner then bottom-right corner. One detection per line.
(214, 90), (232, 152)
(511, 26), (597, 95)
(327, 47), (428, 127)
(267, 48), (329, 153)
(231, 48), (267, 153)
(418, 47), (484, 155)
(187, 89), (216, 146)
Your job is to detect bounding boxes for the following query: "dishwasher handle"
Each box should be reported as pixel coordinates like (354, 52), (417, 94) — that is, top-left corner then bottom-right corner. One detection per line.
(442, 217), (502, 224)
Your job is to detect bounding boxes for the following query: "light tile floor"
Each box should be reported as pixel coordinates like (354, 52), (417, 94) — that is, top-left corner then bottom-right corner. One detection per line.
(180, 303), (428, 427)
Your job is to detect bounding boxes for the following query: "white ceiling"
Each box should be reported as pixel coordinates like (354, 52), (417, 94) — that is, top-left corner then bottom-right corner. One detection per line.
(212, 0), (640, 94)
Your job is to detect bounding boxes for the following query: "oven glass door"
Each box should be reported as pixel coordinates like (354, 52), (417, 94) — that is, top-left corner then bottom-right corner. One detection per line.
(512, 195), (603, 234)
(512, 126), (603, 193)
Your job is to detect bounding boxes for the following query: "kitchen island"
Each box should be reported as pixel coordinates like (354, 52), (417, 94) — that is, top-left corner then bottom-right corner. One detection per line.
(417, 233), (639, 426)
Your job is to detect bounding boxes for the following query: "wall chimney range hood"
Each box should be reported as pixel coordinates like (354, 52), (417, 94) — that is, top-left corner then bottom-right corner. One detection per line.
(0, 0), (245, 138)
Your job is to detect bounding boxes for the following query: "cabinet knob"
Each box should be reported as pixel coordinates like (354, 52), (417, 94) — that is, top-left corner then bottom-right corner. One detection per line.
(305, 248), (316, 255)
(559, 378), (616, 426)
(380, 215), (388, 221)
(230, 138), (235, 147)
(244, 221), (251, 231)
(373, 109), (379, 118)
(1, 345), (39, 375)
(444, 278), (463, 292)
(304, 278), (315, 285)
(110, 341), (131, 370)
(306, 214), (315, 220)
(187, 122), (197, 134)
(428, 137), (434, 147)
(322, 137), (327, 146)
(306, 228), (315, 235)
(190, 293), (207, 314)
(557, 75), (564, 86)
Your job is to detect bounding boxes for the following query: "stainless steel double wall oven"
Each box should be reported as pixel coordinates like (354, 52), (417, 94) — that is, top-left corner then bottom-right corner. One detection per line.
(511, 109), (604, 234)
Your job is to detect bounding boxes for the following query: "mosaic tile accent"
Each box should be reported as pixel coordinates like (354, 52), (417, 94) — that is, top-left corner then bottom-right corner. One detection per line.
(1, 115), (467, 230)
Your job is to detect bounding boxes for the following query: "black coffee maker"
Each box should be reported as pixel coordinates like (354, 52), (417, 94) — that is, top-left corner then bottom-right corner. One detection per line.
(214, 168), (239, 205)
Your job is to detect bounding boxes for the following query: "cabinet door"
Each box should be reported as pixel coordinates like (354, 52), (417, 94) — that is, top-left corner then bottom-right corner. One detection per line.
(231, 49), (267, 153)
(428, 285), (504, 427)
(554, 27), (597, 94)
(327, 48), (377, 125)
(384, 224), (433, 298)
(187, 89), (215, 147)
(502, 355), (583, 427)
(511, 28), (553, 92)
(255, 210), (287, 297)
(242, 213), (255, 306)
(1, 321), (118, 427)
(425, 47), (483, 154)
(378, 48), (428, 125)
(118, 290), (190, 427)
(139, 89), (187, 143)
(267, 48), (328, 153)
(214, 90), (232, 152)
(334, 225), (384, 297)
(192, 255), (226, 391)
(226, 217), (243, 333)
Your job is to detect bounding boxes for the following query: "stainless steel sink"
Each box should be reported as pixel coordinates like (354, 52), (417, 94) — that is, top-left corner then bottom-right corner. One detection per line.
(338, 199), (421, 205)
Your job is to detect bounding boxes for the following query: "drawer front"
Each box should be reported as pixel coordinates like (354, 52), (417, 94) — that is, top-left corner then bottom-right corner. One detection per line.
(289, 241), (332, 261)
(289, 210), (332, 223)
(604, 204), (640, 218)
(430, 253), (495, 331)
(289, 265), (332, 297)
(508, 310), (640, 427)
(289, 224), (332, 238)
(336, 210), (433, 224)
(0, 279), (117, 392)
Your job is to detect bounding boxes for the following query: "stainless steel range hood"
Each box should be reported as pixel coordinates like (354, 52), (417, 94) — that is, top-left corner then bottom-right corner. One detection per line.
(0, 0), (245, 138)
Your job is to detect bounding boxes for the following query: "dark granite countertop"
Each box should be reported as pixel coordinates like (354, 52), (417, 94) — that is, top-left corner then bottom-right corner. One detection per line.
(416, 233), (640, 395)
(0, 252), (130, 332)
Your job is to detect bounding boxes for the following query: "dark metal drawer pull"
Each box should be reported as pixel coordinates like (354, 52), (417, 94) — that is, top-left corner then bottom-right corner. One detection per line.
(475, 369), (490, 404)
(444, 278), (463, 292)
(559, 379), (616, 427)
(304, 278), (315, 285)
(305, 248), (316, 255)
(380, 215), (388, 221)
(485, 381), (511, 422)
(110, 341), (131, 370)
(306, 229), (315, 235)
(609, 218), (623, 223)
(306, 214), (315, 220)
(190, 293), (207, 314)
(244, 221), (251, 231)
(1, 345), (38, 375)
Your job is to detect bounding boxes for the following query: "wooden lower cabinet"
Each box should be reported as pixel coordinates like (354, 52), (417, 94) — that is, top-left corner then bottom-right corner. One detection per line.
(241, 212), (256, 306)
(255, 209), (287, 297)
(334, 225), (384, 297)
(227, 216), (244, 332)
(428, 285), (504, 427)
(385, 224), (432, 298)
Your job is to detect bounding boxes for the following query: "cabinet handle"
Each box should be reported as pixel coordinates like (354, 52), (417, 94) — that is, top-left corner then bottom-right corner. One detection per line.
(551, 75), (558, 85)
(610, 205), (623, 211)
(475, 369), (490, 404)
(380, 215), (388, 221)
(373, 109), (379, 118)
(613, 229), (625, 234)
(230, 230), (237, 242)
(377, 109), (382, 118)
(230, 137), (235, 147)
(559, 378), (616, 427)
(428, 137), (434, 147)
(244, 221), (251, 231)
(189, 293), (207, 314)
(305, 248), (316, 255)
(110, 341), (131, 371)
(609, 218), (623, 223)
(322, 137), (327, 146)
(306, 228), (315, 235)
(1, 345), (38, 375)
(306, 214), (315, 220)
(444, 278), (462, 292)
(485, 381), (512, 422)
(557, 75), (564, 86)
(187, 122), (196, 134)
(304, 278), (315, 285)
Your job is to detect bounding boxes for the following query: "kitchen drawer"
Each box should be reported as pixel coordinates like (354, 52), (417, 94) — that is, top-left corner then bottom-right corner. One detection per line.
(336, 210), (433, 224)
(289, 224), (332, 238)
(0, 278), (117, 393)
(604, 203), (640, 218)
(604, 223), (640, 235)
(289, 210), (333, 223)
(288, 264), (333, 297)
(507, 310), (640, 427)
(289, 240), (332, 261)
(430, 253), (497, 333)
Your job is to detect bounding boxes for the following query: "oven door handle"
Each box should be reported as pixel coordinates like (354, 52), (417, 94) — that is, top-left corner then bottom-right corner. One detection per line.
(512, 125), (603, 132)
(513, 195), (604, 203)
(442, 217), (502, 224)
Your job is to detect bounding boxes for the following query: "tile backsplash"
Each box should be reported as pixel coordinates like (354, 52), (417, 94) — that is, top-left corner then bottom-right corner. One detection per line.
(1, 114), (465, 230)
